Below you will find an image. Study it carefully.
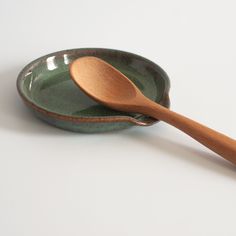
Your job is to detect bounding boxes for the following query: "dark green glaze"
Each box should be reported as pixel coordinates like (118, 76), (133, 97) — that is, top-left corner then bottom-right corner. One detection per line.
(17, 48), (170, 133)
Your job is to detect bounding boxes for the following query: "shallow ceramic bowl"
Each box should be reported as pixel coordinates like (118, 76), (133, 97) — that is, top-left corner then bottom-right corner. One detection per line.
(17, 48), (170, 133)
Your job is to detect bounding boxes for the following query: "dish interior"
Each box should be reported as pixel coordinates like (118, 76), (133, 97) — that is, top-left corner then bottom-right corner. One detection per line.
(20, 52), (166, 118)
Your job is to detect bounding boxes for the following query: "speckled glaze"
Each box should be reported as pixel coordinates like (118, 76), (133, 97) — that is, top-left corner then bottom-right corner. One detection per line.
(17, 48), (170, 133)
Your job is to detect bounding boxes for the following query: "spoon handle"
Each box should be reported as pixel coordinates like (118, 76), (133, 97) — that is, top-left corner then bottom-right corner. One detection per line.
(141, 100), (236, 164)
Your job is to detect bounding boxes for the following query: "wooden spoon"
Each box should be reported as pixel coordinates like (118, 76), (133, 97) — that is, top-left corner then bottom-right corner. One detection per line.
(70, 56), (236, 165)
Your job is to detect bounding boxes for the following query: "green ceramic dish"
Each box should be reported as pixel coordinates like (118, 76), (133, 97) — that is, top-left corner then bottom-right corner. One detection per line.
(17, 48), (170, 133)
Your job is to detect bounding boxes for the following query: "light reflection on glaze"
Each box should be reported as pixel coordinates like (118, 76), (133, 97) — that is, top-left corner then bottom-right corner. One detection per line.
(63, 54), (70, 65)
(46, 56), (57, 70)
(25, 71), (33, 91)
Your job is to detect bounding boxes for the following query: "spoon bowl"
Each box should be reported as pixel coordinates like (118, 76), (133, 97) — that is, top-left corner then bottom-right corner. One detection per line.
(70, 57), (141, 110)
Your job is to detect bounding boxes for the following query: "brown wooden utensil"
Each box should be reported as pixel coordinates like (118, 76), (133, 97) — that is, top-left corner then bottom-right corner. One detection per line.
(70, 56), (236, 165)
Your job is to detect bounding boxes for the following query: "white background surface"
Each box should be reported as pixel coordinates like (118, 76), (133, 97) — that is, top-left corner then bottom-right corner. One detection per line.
(1, 0), (236, 235)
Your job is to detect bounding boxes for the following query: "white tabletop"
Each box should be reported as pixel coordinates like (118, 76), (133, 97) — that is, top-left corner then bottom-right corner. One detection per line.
(1, 0), (236, 235)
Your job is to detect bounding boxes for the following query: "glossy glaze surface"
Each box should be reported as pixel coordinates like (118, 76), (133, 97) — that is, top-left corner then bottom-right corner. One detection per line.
(17, 48), (170, 132)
